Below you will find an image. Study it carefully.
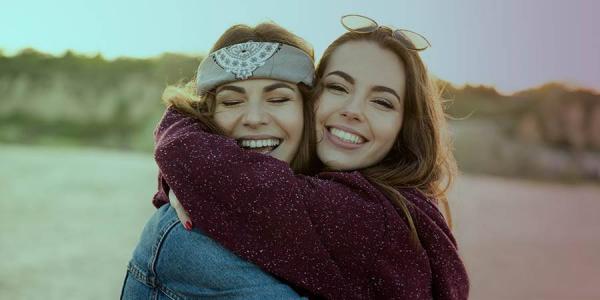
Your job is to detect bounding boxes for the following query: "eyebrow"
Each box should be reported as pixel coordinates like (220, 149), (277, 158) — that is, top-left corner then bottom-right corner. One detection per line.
(325, 70), (355, 84)
(327, 70), (402, 102)
(372, 86), (402, 102)
(216, 85), (245, 94)
(263, 82), (295, 93)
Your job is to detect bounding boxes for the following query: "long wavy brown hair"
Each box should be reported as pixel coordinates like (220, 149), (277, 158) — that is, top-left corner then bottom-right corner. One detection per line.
(161, 23), (317, 174)
(314, 28), (458, 241)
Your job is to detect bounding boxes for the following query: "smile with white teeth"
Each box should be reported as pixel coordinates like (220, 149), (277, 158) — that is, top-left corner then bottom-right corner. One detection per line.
(239, 138), (281, 148)
(329, 127), (365, 144)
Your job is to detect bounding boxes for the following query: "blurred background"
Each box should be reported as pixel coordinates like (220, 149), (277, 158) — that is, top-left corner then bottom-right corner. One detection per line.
(1, 0), (598, 299)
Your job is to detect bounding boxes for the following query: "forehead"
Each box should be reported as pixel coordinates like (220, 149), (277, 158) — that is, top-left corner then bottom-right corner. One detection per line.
(217, 78), (297, 91)
(324, 41), (406, 93)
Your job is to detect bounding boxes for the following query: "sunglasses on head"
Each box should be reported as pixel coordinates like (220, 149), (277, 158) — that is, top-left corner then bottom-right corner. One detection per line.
(341, 14), (431, 51)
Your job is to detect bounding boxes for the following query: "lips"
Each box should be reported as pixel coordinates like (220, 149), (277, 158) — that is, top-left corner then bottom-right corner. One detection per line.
(324, 125), (368, 150)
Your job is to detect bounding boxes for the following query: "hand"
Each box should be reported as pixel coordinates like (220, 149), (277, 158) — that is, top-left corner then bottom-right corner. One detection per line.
(170, 196), (193, 230)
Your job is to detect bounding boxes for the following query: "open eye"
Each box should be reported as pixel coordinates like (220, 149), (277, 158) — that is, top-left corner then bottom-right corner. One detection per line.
(326, 83), (348, 94)
(372, 98), (394, 109)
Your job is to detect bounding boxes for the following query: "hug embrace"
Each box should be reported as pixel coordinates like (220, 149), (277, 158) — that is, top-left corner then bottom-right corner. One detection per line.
(121, 15), (469, 300)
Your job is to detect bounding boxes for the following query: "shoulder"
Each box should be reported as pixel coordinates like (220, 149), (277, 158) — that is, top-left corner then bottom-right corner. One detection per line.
(399, 188), (445, 220)
(398, 188), (457, 247)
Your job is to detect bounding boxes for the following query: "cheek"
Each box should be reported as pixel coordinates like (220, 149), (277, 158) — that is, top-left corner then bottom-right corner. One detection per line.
(275, 103), (304, 141)
(314, 95), (337, 124)
(213, 111), (239, 134)
(288, 113), (304, 142)
(371, 112), (403, 147)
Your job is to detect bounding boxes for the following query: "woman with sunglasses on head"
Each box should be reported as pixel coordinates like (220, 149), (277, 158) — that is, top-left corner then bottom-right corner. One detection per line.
(141, 16), (469, 299)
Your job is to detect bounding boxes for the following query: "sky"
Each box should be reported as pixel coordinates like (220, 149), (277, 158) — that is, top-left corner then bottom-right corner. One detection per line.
(1, 0), (598, 94)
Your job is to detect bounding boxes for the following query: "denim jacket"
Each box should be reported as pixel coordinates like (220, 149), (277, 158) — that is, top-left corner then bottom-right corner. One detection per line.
(121, 203), (305, 300)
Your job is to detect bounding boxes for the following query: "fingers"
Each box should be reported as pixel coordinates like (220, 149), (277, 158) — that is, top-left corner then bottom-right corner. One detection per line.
(170, 197), (193, 230)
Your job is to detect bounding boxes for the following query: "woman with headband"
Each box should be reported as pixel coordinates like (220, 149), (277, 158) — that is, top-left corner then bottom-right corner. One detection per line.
(121, 23), (318, 299)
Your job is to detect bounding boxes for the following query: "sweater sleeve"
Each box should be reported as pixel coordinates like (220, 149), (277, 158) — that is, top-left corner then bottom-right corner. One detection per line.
(153, 108), (386, 299)
(403, 190), (470, 300)
(378, 189), (470, 300)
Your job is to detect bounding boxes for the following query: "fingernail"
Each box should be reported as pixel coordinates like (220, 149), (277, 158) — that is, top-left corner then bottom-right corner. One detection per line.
(184, 221), (193, 231)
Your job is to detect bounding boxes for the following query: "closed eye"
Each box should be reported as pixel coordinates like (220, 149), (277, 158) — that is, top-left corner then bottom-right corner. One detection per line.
(267, 97), (291, 103)
(372, 98), (394, 109)
(221, 100), (243, 106)
(326, 83), (348, 94)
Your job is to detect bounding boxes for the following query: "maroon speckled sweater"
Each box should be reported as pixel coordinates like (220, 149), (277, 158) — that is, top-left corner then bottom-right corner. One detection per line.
(152, 107), (469, 300)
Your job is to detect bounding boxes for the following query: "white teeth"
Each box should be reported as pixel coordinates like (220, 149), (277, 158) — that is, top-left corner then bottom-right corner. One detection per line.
(343, 132), (351, 141)
(330, 128), (364, 144)
(240, 139), (280, 148)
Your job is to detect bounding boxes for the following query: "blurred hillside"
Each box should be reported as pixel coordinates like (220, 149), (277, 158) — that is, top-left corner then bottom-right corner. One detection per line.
(0, 49), (201, 150)
(443, 81), (600, 180)
(1, 49), (599, 181)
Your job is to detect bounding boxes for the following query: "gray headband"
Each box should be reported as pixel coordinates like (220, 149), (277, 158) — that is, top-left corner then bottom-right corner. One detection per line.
(196, 41), (314, 95)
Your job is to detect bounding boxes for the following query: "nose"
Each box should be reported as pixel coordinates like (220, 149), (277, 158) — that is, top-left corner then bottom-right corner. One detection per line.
(242, 101), (269, 128)
(339, 95), (364, 122)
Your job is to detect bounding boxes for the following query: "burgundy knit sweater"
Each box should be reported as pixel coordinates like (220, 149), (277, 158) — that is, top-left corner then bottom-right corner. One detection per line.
(152, 107), (469, 300)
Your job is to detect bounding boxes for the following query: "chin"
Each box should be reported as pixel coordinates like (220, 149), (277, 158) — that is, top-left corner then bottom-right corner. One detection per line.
(272, 149), (294, 164)
(322, 159), (356, 171)
(269, 152), (285, 162)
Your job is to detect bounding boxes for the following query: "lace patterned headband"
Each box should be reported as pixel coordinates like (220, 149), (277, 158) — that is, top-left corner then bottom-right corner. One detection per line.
(196, 41), (315, 95)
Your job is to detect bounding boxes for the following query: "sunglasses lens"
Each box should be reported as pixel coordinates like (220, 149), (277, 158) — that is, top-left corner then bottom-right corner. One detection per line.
(341, 15), (378, 33)
(393, 30), (431, 51)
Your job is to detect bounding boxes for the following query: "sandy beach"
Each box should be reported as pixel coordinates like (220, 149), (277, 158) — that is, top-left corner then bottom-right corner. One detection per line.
(451, 175), (600, 300)
(1, 144), (599, 299)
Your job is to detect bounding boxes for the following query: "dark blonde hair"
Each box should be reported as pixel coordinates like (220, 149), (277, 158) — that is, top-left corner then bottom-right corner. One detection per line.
(314, 28), (458, 241)
(162, 23), (317, 174)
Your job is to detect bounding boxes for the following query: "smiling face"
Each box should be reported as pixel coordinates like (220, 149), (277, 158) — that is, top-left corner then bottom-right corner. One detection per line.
(213, 79), (304, 164)
(315, 40), (406, 170)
